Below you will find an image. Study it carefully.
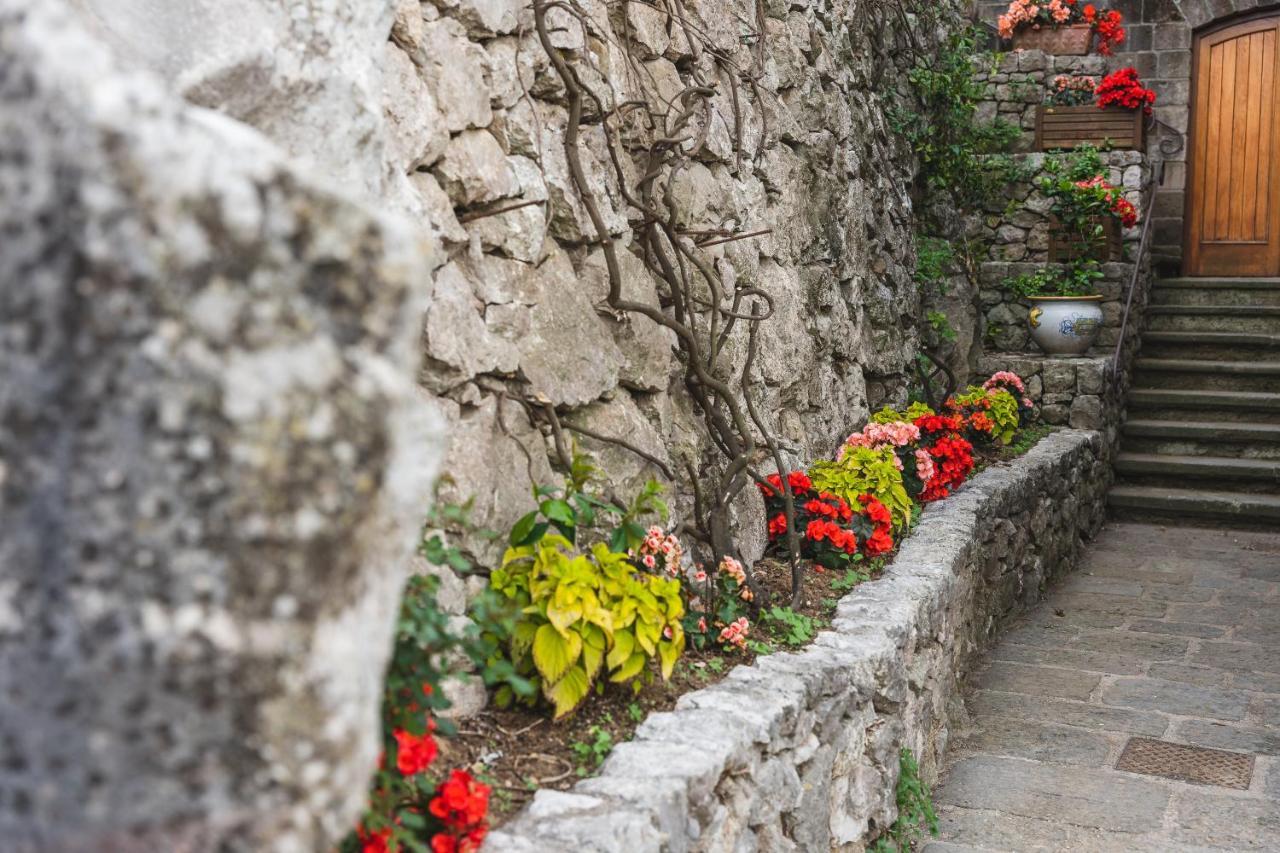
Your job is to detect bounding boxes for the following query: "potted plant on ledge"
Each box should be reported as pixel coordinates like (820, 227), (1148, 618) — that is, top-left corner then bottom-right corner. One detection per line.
(1004, 262), (1105, 356)
(998, 1), (1126, 56)
(1041, 146), (1138, 263)
(1037, 67), (1157, 151)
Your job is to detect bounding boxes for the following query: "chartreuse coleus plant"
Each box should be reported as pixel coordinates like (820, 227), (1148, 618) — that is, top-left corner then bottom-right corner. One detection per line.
(490, 534), (685, 719)
(809, 446), (914, 533)
(870, 401), (936, 425)
(951, 386), (1021, 445)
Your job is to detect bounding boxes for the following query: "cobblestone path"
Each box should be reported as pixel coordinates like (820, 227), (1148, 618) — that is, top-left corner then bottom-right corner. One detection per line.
(928, 522), (1280, 852)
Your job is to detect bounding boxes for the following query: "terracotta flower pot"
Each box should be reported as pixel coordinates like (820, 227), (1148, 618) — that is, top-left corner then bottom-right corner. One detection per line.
(1036, 105), (1147, 151)
(1010, 24), (1094, 55)
(1027, 295), (1104, 356)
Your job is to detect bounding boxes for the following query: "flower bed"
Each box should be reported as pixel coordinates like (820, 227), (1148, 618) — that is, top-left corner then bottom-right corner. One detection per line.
(486, 428), (1108, 851)
(343, 374), (1068, 850)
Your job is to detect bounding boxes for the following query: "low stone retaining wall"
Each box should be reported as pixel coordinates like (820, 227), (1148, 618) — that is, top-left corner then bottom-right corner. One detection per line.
(486, 430), (1108, 852)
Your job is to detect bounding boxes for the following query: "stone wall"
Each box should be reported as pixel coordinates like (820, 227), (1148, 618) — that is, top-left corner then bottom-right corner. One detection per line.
(381, 0), (933, 566)
(979, 355), (1113, 430)
(487, 429), (1109, 852)
(0, 1), (443, 850)
(73, 0), (948, 575)
(977, 0), (1279, 269)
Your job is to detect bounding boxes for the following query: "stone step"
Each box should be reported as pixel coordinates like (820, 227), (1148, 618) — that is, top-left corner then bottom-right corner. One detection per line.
(1132, 358), (1280, 392)
(1139, 330), (1280, 361)
(1115, 452), (1280, 490)
(1152, 277), (1280, 308)
(1122, 418), (1280, 460)
(1128, 388), (1280, 415)
(1144, 305), (1280, 334)
(1109, 484), (1280, 524)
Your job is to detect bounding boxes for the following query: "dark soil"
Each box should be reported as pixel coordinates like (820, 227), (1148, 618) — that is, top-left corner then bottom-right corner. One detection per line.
(445, 427), (1057, 825)
(442, 558), (877, 825)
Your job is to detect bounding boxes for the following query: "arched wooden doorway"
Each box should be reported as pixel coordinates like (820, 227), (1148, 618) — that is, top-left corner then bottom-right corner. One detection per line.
(1184, 14), (1280, 276)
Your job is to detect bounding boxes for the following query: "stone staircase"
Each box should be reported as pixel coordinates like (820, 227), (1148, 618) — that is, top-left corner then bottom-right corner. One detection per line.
(1109, 277), (1280, 526)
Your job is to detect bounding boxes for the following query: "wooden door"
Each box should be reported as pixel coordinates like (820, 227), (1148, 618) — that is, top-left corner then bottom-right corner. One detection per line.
(1185, 16), (1280, 277)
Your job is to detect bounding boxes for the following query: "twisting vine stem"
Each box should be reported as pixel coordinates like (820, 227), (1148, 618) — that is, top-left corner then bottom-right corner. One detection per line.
(531, 0), (802, 605)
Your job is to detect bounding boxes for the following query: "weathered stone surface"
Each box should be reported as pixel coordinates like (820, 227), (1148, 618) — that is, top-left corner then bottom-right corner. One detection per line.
(0, 2), (443, 848)
(938, 757), (1170, 832)
(436, 130), (519, 206)
(967, 691), (1169, 736)
(980, 662), (1101, 701)
(1170, 790), (1280, 851)
(382, 41), (448, 172)
(417, 17), (493, 132)
(953, 719), (1116, 767)
(73, 0), (401, 200)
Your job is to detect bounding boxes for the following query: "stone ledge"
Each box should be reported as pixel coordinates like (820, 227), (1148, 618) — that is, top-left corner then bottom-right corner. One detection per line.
(484, 430), (1108, 852)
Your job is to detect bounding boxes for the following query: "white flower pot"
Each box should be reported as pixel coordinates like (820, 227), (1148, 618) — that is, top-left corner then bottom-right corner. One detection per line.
(1026, 296), (1103, 356)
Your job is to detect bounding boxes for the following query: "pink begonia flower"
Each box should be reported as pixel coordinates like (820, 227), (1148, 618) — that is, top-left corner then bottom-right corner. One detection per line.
(915, 448), (936, 485)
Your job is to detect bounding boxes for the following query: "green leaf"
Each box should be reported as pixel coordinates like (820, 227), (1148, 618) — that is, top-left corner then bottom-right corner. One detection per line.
(608, 526), (629, 553)
(609, 651), (647, 683)
(541, 498), (576, 527)
(582, 625), (605, 680)
(546, 665), (590, 719)
(606, 629), (635, 670)
(532, 623), (580, 683)
(509, 511), (539, 547)
(445, 550), (472, 573)
(657, 636), (682, 680)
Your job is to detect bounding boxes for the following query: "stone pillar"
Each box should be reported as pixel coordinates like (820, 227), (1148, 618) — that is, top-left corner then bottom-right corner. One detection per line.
(0, 2), (442, 849)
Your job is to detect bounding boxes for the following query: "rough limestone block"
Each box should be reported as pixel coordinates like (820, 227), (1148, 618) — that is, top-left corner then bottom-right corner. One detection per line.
(0, 2), (443, 848)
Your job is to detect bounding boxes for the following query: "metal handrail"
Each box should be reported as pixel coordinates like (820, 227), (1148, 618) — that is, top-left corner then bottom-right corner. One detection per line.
(1110, 159), (1166, 389)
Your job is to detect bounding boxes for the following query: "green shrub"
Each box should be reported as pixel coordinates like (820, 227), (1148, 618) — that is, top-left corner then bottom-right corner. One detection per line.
(810, 447), (914, 532)
(950, 386), (1020, 445)
(1003, 261), (1102, 298)
(870, 402), (935, 425)
(490, 535), (684, 718)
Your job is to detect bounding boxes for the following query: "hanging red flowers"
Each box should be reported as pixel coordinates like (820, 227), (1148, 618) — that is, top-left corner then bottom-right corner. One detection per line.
(1096, 67), (1157, 115)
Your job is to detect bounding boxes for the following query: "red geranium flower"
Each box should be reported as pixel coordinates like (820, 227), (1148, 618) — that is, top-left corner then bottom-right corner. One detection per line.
(358, 825), (392, 853)
(393, 727), (438, 776)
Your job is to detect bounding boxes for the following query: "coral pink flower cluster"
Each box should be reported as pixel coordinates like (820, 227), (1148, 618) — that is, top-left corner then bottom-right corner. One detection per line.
(845, 420), (925, 475)
(914, 448), (936, 486)
(983, 370), (1034, 409)
(719, 616), (750, 649)
(843, 420), (921, 452)
(719, 555), (753, 601)
(634, 525), (684, 576)
(998, 0), (1073, 38)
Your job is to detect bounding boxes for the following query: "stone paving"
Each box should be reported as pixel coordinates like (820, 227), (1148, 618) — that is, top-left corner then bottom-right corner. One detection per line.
(927, 522), (1280, 852)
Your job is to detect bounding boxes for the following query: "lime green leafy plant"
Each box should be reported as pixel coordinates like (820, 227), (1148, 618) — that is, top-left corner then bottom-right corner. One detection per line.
(870, 401), (936, 425)
(490, 535), (685, 719)
(810, 446), (914, 532)
(951, 386), (1020, 445)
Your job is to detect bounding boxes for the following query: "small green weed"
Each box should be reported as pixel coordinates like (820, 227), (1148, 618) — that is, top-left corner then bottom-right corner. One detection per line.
(832, 568), (871, 593)
(764, 607), (818, 647)
(870, 748), (939, 852)
(570, 725), (614, 776)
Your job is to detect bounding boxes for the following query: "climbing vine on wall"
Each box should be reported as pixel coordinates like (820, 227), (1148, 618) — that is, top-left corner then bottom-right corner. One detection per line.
(527, 0), (806, 604)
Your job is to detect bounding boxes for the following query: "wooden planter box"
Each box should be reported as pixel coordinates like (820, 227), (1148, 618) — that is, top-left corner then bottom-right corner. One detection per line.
(1036, 105), (1147, 151)
(1010, 23), (1093, 55)
(1048, 215), (1122, 262)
